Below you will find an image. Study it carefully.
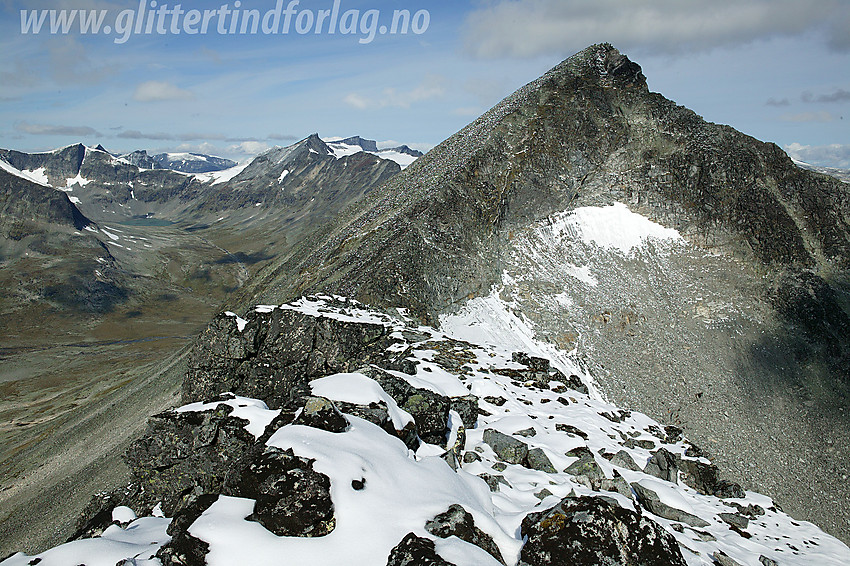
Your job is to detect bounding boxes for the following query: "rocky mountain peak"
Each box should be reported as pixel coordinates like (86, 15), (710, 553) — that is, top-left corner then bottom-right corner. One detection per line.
(565, 42), (648, 90)
(302, 133), (333, 156)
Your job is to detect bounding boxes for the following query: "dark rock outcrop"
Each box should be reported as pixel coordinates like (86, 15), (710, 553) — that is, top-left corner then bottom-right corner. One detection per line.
(292, 396), (349, 433)
(183, 307), (401, 409)
(123, 403), (257, 515)
(483, 429), (528, 465)
(519, 495), (687, 566)
(156, 493), (217, 566)
(386, 533), (456, 566)
(644, 448), (679, 484)
(226, 446), (334, 537)
(677, 457), (745, 499)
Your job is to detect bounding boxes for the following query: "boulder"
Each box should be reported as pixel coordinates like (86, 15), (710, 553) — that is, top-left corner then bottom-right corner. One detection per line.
(450, 395), (480, 429)
(526, 448), (557, 473)
(555, 423), (588, 439)
(371, 369), (453, 445)
(678, 458), (745, 499)
(225, 446), (335, 537)
(713, 550), (744, 566)
(607, 449), (641, 471)
(425, 504), (504, 563)
(719, 513), (749, 530)
(631, 483), (710, 528)
(386, 533), (456, 566)
(335, 400), (419, 451)
(565, 454), (604, 481)
(156, 493), (218, 566)
(519, 495), (687, 566)
(483, 429), (528, 465)
(123, 404), (257, 515)
(292, 396), (349, 433)
(644, 448), (679, 484)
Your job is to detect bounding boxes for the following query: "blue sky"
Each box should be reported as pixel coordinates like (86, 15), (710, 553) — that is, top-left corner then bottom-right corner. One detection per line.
(1, 0), (848, 166)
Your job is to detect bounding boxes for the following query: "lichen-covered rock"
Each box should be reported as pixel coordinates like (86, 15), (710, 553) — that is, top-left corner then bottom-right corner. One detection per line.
(606, 449), (641, 471)
(519, 495), (687, 566)
(526, 448), (557, 473)
(225, 446), (335, 537)
(292, 396), (349, 433)
(483, 429), (528, 465)
(449, 395), (479, 429)
(386, 533), (456, 566)
(184, 307), (404, 409)
(335, 399), (419, 451)
(156, 493), (218, 566)
(123, 404), (257, 515)
(564, 453), (604, 481)
(370, 369), (452, 445)
(425, 504), (504, 564)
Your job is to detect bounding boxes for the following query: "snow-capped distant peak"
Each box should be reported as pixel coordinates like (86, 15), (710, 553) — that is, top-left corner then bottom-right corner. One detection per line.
(323, 136), (423, 169)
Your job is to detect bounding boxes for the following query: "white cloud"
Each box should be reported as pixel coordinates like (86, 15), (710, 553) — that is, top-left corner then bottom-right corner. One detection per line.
(785, 143), (850, 168)
(229, 140), (270, 155)
(344, 75), (446, 110)
(463, 0), (850, 58)
(343, 93), (371, 110)
(133, 81), (194, 102)
(172, 140), (270, 159)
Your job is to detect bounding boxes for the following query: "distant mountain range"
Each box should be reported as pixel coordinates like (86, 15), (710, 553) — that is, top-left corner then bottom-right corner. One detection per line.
(120, 150), (237, 174)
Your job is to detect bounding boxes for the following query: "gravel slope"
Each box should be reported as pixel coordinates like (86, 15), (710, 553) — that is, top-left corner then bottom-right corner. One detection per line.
(0, 349), (187, 557)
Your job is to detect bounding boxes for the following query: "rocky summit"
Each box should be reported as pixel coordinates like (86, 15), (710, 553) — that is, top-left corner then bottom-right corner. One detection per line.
(1, 44), (850, 566)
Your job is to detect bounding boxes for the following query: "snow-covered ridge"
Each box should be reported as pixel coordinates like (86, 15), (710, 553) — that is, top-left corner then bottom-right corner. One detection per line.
(0, 158), (51, 187)
(5, 295), (848, 566)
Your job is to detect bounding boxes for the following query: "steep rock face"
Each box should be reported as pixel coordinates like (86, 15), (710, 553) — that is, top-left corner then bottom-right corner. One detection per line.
(0, 144), (86, 183)
(225, 44), (850, 541)
(0, 144), (201, 219)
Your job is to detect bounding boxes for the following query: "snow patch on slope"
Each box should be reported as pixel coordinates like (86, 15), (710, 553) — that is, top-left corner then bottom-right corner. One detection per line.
(65, 173), (91, 188)
(196, 161), (250, 185)
(0, 159), (51, 187)
(553, 202), (683, 255)
(175, 395), (277, 438)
